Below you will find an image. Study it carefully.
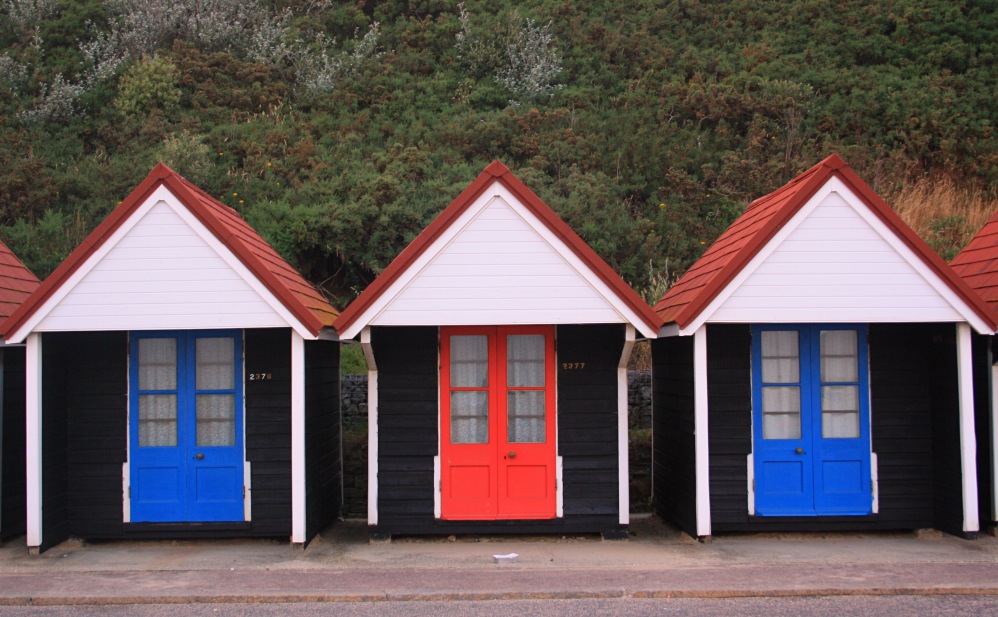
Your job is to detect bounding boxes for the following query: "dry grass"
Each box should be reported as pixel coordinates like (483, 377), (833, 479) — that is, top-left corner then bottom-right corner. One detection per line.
(887, 176), (998, 261)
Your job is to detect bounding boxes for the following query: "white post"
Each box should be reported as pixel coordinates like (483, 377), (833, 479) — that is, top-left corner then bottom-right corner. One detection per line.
(694, 326), (711, 538)
(361, 328), (378, 526)
(290, 331), (306, 545)
(617, 325), (636, 525)
(956, 323), (979, 533)
(26, 333), (42, 551)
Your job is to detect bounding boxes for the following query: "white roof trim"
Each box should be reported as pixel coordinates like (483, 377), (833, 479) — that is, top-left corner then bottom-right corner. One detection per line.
(340, 180), (657, 338)
(677, 177), (992, 336)
(7, 185), (316, 342)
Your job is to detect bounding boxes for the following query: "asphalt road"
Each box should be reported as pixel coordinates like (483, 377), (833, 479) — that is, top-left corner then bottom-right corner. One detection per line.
(1, 596), (997, 617)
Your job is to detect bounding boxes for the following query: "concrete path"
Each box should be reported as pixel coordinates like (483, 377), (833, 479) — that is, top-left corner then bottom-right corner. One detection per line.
(1, 516), (996, 605)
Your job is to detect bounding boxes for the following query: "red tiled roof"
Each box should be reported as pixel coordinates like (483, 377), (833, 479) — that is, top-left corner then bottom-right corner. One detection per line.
(2, 164), (337, 340)
(951, 209), (998, 315)
(655, 154), (997, 332)
(0, 240), (39, 323)
(334, 161), (663, 337)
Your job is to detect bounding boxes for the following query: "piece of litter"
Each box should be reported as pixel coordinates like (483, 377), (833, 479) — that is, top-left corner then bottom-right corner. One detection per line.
(493, 553), (519, 564)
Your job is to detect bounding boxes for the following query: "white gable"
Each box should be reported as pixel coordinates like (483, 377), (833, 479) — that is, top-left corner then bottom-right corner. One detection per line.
(28, 186), (299, 334)
(362, 183), (645, 332)
(695, 177), (981, 330)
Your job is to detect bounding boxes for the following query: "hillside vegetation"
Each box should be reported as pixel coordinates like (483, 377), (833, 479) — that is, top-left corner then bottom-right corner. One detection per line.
(1, 0), (995, 303)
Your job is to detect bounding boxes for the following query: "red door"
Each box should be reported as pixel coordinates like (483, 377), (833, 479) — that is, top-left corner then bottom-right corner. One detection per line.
(441, 326), (556, 520)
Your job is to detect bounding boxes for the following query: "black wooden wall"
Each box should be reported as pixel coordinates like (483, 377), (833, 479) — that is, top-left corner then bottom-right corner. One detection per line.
(34, 328), (321, 549)
(976, 335), (995, 527)
(653, 323), (970, 535)
(557, 324), (623, 526)
(650, 335), (696, 537)
(1, 347), (27, 541)
(927, 325), (965, 536)
(305, 339), (341, 542)
(242, 328), (292, 537)
(371, 326), (438, 532)
(371, 324), (624, 536)
(40, 333), (71, 552)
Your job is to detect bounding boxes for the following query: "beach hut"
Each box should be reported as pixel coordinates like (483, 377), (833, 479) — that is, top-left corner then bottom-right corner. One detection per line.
(334, 161), (662, 539)
(652, 154), (995, 539)
(1, 164), (341, 553)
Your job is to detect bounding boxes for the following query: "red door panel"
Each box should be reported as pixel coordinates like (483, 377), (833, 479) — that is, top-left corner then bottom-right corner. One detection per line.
(441, 326), (556, 521)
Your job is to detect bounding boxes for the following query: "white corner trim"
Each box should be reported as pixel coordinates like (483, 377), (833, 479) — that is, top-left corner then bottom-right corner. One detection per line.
(556, 455), (564, 518)
(746, 453), (754, 516)
(121, 463), (130, 523)
(25, 333), (42, 549)
(871, 453), (879, 514)
(361, 328), (379, 526)
(339, 184), (656, 339)
(694, 326), (711, 537)
(244, 461), (253, 522)
(290, 331), (306, 544)
(618, 325), (636, 525)
(433, 455), (441, 519)
(680, 177), (991, 334)
(956, 323), (979, 533)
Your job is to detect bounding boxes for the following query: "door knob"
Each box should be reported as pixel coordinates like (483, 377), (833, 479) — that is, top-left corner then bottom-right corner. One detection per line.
(795, 448), (804, 455)
(195, 453), (204, 460)
(508, 451), (516, 459)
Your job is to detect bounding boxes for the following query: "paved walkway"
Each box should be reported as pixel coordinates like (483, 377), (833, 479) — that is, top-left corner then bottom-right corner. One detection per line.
(1, 516), (996, 604)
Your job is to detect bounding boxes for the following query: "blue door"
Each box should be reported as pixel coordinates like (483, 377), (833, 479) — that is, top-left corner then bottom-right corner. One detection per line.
(752, 325), (872, 516)
(130, 331), (244, 523)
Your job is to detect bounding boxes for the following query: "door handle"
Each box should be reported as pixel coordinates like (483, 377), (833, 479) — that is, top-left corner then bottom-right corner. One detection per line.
(508, 451), (516, 459)
(795, 448), (804, 455)
(195, 453), (204, 460)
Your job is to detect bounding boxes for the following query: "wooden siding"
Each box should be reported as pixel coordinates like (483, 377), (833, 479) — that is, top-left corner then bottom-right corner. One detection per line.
(371, 326), (438, 526)
(927, 325), (965, 535)
(1, 347), (27, 540)
(243, 328), (292, 536)
(66, 332), (128, 540)
(978, 335), (996, 526)
(35, 201), (286, 332)
(304, 339), (341, 542)
(371, 324), (623, 535)
(557, 324), (622, 521)
(370, 196), (624, 327)
(703, 323), (958, 533)
(40, 333), (70, 552)
(704, 325), (755, 530)
(651, 336), (697, 537)
(33, 329), (303, 545)
(710, 191), (965, 324)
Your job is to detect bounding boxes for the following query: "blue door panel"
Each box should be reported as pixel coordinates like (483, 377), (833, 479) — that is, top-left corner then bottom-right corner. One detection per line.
(130, 331), (244, 523)
(753, 324), (872, 517)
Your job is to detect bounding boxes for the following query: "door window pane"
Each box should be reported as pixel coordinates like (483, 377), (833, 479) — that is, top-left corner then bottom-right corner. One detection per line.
(138, 338), (176, 390)
(196, 394), (236, 446)
(139, 394), (177, 446)
(451, 336), (488, 387)
(820, 330), (858, 382)
(451, 391), (488, 444)
(762, 386), (801, 439)
(507, 335), (545, 387)
(196, 338), (235, 390)
(508, 391), (545, 443)
(761, 331), (799, 383)
(821, 385), (860, 438)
